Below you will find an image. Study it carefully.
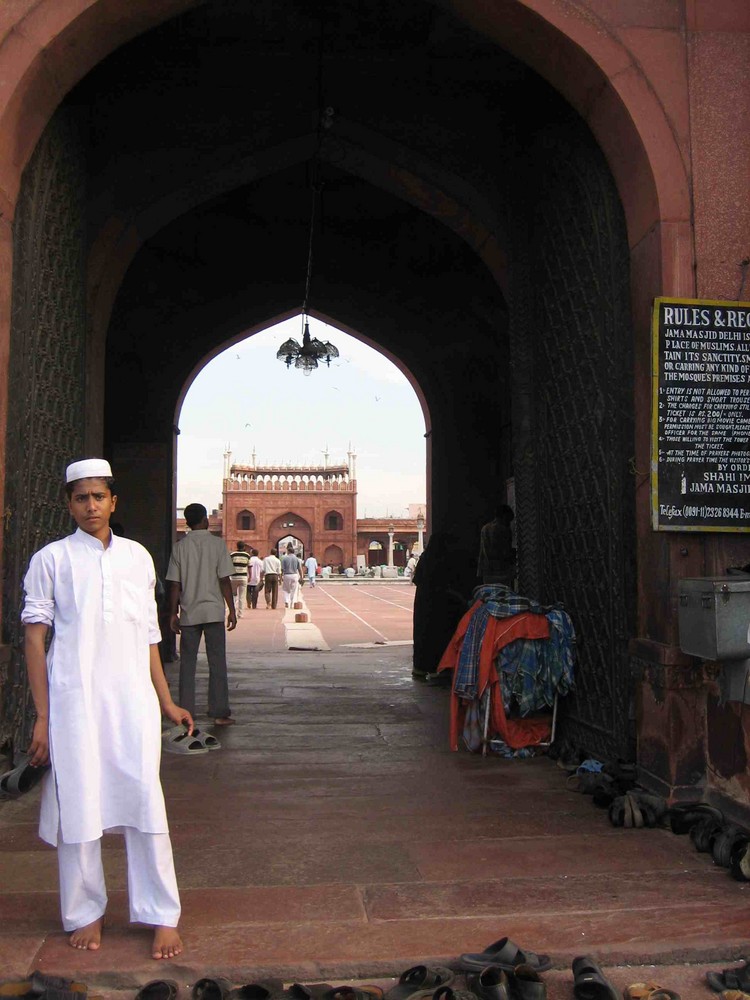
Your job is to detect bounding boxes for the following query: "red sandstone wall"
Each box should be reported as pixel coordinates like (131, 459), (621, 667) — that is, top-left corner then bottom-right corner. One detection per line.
(222, 484), (357, 566)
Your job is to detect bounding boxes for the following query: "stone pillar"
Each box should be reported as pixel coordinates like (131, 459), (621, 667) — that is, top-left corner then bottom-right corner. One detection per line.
(387, 524), (395, 567)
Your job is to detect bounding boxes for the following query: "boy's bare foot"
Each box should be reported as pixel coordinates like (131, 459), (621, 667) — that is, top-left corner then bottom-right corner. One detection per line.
(69, 917), (103, 950)
(152, 925), (183, 960)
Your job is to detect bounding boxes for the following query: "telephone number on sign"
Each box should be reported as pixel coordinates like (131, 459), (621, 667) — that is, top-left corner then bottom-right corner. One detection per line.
(683, 506), (748, 519)
(660, 504), (749, 520)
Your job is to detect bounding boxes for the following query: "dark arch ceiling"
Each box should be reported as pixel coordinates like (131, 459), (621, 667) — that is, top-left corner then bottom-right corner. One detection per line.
(61, 0), (588, 442)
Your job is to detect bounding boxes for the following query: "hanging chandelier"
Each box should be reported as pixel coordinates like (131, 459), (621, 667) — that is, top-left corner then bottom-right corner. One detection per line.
(276, 173), (339, 375)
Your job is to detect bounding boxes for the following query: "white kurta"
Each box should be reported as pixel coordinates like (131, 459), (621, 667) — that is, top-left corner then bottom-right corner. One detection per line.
(22, 529), (167, 846)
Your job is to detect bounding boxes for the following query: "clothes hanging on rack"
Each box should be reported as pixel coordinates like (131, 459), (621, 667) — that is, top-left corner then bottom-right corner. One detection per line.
(438, 584), (576, 752)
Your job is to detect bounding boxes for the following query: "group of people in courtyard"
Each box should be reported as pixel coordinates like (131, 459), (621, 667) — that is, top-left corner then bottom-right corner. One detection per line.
(17, 457), (328, 962)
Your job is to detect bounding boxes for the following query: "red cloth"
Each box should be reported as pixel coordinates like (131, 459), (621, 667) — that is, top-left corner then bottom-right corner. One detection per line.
(439, 606), (551, 751)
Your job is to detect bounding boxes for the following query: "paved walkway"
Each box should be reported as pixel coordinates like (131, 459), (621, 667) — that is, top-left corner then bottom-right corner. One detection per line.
(1, 585), (748, 997)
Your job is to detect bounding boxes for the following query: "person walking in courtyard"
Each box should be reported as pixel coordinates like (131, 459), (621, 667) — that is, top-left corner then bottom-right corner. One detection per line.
(247, 548), (262, 609)
(21, 458), (192, 960)
(166, 502), (236, 724)
(262, 549), (282, 609)
(229, 540), (251, 618)
(305, 551), (318, 588)
(281, 543), (304, 608)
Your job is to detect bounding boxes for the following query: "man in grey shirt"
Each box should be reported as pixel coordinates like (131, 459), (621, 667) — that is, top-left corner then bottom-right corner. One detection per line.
(166, 503), (237, 725)
(281, 543), (303, 609)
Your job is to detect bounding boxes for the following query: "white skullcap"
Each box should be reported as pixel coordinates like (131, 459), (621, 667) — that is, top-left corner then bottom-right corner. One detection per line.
(65, 459), (113, 483)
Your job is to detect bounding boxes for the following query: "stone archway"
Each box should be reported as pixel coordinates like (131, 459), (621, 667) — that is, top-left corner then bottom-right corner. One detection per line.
(2, 0), (746, 777)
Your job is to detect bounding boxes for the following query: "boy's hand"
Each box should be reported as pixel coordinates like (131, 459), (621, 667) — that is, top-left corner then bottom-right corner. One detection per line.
(226, 609), (237, 632)
(169, 613), (181, 634)
(28, 716), (50, 767)
(164, 703), (193, 735)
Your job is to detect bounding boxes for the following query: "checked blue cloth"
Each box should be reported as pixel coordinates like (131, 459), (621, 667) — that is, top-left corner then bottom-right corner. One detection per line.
(453, 584), (576, 714)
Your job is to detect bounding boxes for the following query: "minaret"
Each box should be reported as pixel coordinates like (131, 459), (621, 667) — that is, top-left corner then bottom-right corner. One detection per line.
(348, 443), (357, 481)
(322, 444), (329, 468)
(223, 444), (232, 479)
(252, 446), (257, 468)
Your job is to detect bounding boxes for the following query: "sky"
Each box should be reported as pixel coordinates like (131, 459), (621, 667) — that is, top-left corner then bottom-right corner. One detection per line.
(176, 316), (426, 518)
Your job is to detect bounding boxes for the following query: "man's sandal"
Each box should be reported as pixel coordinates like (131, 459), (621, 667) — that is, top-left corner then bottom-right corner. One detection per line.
(386, 967), (454, 1000)
(458, 936), (552, 973)
(162, 725), (210, 755)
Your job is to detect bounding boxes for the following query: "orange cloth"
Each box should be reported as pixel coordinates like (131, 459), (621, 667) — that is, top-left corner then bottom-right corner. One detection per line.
(439, 607), (551, 751)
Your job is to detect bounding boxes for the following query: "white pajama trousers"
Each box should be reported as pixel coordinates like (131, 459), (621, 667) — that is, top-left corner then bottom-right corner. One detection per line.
(282, 574), (300, 607)
(57, 828), (181, 930)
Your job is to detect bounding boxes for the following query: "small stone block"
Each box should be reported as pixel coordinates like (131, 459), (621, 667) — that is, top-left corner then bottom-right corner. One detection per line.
(293, 602), (303, 609)
(295, 612), (309, 622)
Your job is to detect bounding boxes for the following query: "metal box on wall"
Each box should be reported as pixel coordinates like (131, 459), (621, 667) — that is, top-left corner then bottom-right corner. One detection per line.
(678, 577), (750, 661)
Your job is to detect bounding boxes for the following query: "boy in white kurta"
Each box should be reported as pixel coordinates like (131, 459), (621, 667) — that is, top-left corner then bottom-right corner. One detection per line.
(21, 459), (193, 960)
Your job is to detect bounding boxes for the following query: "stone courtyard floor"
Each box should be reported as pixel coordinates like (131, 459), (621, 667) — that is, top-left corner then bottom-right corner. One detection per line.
(0, 584), (748, 998)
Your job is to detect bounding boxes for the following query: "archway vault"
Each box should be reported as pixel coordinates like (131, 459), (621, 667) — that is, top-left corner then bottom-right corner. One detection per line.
(4, 0), (732, 764)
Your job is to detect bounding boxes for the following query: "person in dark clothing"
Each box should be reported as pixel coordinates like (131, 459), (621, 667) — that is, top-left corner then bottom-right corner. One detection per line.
(477, 503), (516, 586)
(411, 532), (467, 680)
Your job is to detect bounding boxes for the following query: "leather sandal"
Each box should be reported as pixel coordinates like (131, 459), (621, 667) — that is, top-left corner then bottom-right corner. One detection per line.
(507, 965), (546, 1000)
(386, 969), (454, 1000)
(458, 936), (552, 973)
(467, 967), (509, 1000)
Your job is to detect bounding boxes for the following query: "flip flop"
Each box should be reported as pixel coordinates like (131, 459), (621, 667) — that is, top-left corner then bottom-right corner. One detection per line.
(190, 727), (221, 751)
(162, 725), (210, 756)
(507, 966), (546, 1000)
(572, 956), (618, 1000)
(135, 983), (178, 1000)
(623, 985), (681, 999)
(706, 959), (750, 992)
(193, 979), (232, 1000)
(458, 936), (552, 973)
(386, 968), (454, 1000)
(720, 992), (750, 999)
(0, 753), (50, 798)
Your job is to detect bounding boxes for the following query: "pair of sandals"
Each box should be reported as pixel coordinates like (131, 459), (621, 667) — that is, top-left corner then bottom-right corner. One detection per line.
(0, 753), (50, 799)
(162, 724), (221, 755)
(458, 936), (551, 999)
(572, 958), (680, 999)
(608, 791), (667, 829)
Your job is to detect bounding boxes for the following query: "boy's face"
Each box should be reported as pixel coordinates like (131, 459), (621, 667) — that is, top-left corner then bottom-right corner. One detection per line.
(68, 478), (117, 537)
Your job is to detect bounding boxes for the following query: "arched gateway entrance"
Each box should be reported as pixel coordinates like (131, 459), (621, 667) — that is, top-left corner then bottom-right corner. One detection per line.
(1, 2), (747, 805)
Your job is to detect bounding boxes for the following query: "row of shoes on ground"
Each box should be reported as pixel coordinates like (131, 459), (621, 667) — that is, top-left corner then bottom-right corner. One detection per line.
(3, 946), (749, 1000)
(669, 802), (750, 880)
(556, 742), (750, 880)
